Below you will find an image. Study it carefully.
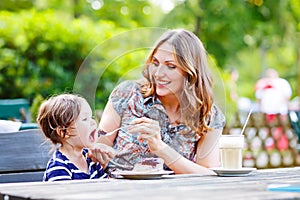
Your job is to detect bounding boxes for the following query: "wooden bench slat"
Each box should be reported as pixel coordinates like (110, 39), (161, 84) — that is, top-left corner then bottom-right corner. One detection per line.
(0, 129), (52, 182)
(0, 171), (45, 183)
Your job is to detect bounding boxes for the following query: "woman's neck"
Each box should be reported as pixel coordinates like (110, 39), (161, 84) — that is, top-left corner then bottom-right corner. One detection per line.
(158, 95), (180, 113)
(158, 95), (181, 124)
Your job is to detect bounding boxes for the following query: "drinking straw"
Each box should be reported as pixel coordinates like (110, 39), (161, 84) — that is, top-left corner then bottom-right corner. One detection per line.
(240, 109), (253, 135)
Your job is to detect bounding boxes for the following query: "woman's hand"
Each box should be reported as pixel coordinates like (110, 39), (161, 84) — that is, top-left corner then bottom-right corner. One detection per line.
(88, 143), (116, 168)
(128, 117), (165, 152)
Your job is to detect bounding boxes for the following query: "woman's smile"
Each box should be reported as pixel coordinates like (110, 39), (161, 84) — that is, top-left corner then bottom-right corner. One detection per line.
(156, 79), (171, 87)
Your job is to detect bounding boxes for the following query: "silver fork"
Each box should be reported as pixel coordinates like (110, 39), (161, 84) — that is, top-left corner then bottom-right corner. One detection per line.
(98, 127), (157, 139)
(98, 123), (141, 137)
(98, 127), (123, 137)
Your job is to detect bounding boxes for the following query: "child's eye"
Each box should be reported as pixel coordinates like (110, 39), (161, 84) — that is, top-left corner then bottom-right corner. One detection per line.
(82, 118), (88, 121)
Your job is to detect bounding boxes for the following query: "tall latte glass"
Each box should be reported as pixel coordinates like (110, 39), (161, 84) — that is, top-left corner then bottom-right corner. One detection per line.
(219, 135), (244, 169)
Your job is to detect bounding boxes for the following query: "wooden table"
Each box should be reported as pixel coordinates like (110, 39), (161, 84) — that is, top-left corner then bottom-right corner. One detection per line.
(1, 167), (300, 200)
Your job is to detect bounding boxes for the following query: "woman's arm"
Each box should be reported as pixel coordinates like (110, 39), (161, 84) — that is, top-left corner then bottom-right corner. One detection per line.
(195, 128), (221, 168)
(128, 117), (222, 175)
(97, 101), (121, 146)
(154, 142), (217, 175)
(161, 128), (222, 175)
(89, 101), (119, 168)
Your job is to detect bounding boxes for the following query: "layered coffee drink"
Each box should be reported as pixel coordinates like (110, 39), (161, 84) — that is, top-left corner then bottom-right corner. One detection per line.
(219, 135), (244, 169)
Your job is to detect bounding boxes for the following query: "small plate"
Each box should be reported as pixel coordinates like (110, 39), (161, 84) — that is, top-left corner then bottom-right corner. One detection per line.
(210, 167), (257, 177)
(111, 170), (174, 180)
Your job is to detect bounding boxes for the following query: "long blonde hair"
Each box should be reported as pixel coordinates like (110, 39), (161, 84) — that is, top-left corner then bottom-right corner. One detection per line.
(140, 29), (214, 136)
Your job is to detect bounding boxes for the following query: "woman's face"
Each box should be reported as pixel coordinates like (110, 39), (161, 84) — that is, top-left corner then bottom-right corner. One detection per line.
(150, 42), (186, 98)
(68, 100), (97, 149)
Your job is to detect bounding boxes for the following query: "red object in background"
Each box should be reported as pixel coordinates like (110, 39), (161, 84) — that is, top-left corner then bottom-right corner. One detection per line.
(277, 133), (289, 151)
(265, 127), (289, 151)
(272, 127), (282, 140)
(272, 127), (289, 151)
(263, 84), (273, 89)
(266, 114), (277, 123)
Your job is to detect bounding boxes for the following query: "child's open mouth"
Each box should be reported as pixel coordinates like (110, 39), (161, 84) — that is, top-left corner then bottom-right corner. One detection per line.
(89, 129), (97, 143)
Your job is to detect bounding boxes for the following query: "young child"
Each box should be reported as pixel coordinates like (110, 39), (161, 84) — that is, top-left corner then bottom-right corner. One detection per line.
(37, 94), (108, 181)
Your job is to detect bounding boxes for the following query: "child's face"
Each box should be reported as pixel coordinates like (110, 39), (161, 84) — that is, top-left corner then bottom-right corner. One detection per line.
(68, 100), (98, 149)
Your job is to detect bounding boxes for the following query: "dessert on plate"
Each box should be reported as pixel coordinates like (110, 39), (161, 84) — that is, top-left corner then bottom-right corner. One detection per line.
(132, 157), (164, 172)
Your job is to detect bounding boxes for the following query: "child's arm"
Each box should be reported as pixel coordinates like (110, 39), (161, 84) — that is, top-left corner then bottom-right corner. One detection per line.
(88, 143), (116, 168)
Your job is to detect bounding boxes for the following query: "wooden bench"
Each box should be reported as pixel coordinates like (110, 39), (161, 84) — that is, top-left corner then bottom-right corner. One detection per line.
(0, 129), (52, 183)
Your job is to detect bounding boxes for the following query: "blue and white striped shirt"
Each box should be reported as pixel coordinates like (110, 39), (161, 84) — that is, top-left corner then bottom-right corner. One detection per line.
(43, 148), (108, 182)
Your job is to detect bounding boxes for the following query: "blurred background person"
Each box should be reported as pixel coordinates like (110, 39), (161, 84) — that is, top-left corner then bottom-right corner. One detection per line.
(254, 68), (292, 120)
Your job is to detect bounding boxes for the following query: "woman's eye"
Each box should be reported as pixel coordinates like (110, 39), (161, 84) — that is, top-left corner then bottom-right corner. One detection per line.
(167, 64), (176, 69)
(82, 118), (88, 121)
(152, 62), (159, 67)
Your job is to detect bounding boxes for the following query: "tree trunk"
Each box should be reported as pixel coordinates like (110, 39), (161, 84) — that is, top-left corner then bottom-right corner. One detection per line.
(73, 0), (80, 18)
(195, 15), (201, 37)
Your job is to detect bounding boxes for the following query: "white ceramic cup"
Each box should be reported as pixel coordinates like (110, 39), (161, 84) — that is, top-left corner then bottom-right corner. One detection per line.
(219, 135), (244, 169)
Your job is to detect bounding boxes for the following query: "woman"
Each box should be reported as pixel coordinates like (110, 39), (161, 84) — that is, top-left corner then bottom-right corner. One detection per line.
(98, 29), (225, 175)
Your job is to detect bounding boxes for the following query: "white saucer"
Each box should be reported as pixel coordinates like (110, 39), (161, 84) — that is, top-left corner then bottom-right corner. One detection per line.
(210, 167), (257, 177)
(111, 170), (174, 180)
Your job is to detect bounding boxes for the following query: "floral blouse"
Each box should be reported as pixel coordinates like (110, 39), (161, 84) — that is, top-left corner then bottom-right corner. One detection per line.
(107, 80), (225, 171)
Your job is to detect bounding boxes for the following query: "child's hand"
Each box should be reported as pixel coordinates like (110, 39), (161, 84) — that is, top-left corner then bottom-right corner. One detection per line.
(88, 143), (116, 168)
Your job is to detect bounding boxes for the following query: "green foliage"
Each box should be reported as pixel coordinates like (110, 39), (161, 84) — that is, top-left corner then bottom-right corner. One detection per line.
(162, 0), (299, 104)
(0, 0), (33, 11)
(72, 27), (167, 110)
(0, 0), (299, 124)
(0, 9), (127, 120)
(33, 0), (160, 28)
(30, 94), (44, 122)
(86, 0), (154, 27)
